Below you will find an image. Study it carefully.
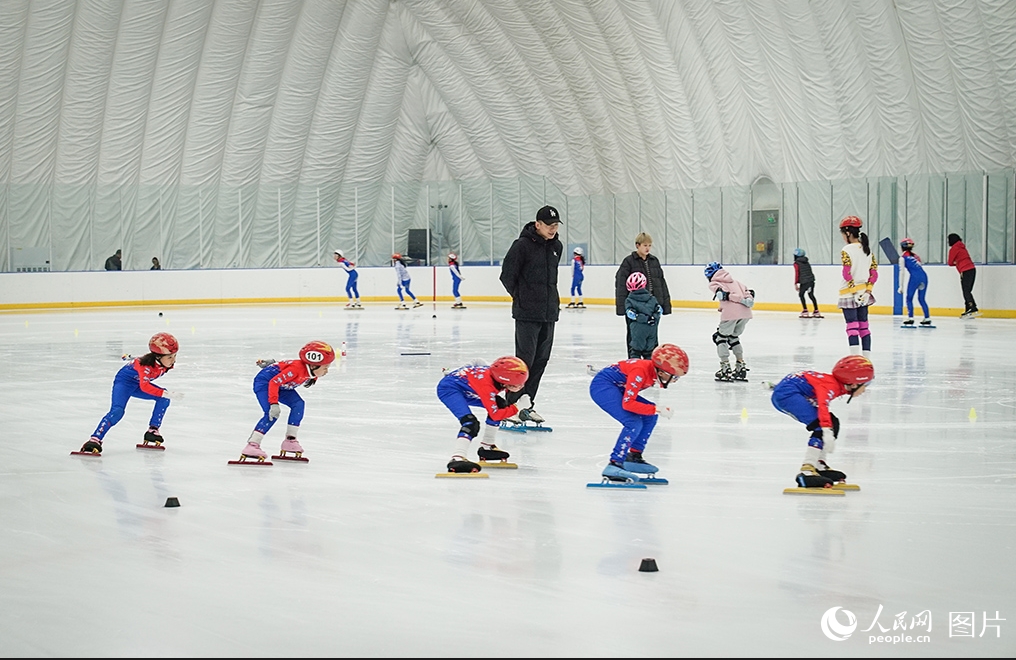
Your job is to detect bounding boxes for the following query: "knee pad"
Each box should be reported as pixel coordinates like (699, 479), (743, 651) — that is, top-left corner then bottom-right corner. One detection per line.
(846, 321), (861, 337)
(728, 336), (741, 349)
(807, 434), (824, 450)
(458, 414), (480, 439)
(712, 332), (728, 346)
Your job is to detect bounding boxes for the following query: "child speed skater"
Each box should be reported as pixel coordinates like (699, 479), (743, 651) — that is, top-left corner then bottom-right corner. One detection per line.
(589, 343), (688, 483)
(77, 332), (181, 454)
(770, 355), (874, 488)
(898, 238), (932, 326)
(705, 261), (755, 382)
(237, 341), (336, 463)
(437, 356), (531, 473)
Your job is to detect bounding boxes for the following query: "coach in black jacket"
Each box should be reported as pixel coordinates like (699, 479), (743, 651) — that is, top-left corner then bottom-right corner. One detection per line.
(499, 205), (564, 421)
(615, 232), (672, 352)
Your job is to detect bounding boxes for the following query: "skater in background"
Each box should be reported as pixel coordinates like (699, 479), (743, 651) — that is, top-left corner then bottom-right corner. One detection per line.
(898, 238), (932, 326)
(837, 216), (877, 358)
(770, 355), (874, 489)
(334, 250), (361, 308)
(624, 272), (662, 359)
(150, 256), (161, 270)
(498, 205), (564, 425)
(78, 333), (180, 454)
(448, 252), (465, 309)
(392, 253), (422, 309)
(615, 233), (672, 354)
(237, 341), (335, 462)
(589, 344), (687, 483)
(104, 249), (122, 271)
(437, 356), (530, 473)
(947, 233), (979, 318)
(705, 261), (754, 382)
(567, 246), (585, 308)
(793, 248), (821, 318)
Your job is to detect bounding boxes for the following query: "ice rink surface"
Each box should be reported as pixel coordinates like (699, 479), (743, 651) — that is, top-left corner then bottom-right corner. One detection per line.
(1, 302), (1014, 657)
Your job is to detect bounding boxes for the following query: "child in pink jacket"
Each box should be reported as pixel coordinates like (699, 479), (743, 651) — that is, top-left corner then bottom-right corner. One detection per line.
(705, 262), (754, 382)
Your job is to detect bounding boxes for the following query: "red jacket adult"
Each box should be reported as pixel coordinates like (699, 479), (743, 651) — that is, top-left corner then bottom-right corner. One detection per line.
(948, 241), (975, 273)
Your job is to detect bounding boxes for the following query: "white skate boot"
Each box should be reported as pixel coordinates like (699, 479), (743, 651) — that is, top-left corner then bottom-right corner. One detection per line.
(229, 440), (270, 465)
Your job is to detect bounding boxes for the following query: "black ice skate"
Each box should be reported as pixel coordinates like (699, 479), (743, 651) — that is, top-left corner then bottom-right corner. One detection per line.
(436, 456), (489, 479)
(72, 438), (103, 456)
(731, 361), (749, 381)
(137, 429), (166, 451)
(715, 363), (733, 382)
(477, 445), (511, 462)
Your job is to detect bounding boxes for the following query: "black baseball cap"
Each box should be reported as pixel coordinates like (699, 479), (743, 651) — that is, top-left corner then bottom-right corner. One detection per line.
(536, 205), (562, 224)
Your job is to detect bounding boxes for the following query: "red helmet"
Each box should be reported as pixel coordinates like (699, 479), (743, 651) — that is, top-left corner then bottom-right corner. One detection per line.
(392, 253), (402, 260)
(651, 344), (689, 380)
(149, 332), (179, 355)
(489, 356), (529, 387)
(839, 215), (863, 229)
(300, 341), (336, 366)
(626, 272), (647, 292)
(832, 355), (874, 385)
(900, 237), (915, 250)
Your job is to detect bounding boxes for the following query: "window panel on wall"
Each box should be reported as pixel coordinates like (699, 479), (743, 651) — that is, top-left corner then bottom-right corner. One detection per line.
(563, 194), (592, 264)
(867, 177), (898, 265)
(781, 182), (798, 265)
(946, 171), (983, 263)
(491, 178), (520, 264)
(639, 191), (667, 263)
(692, 187), (721, 265)
(722, 185), (749, 265)
(50, 184), (90, 271)
(796, 181), (832, 264)
(664, 188), (693, 264)
(456, 179), (489, 266)
(985, 169), (1013, 263)
(614, 192), (640, 264)
(831, 177), (870, 262)
(589, 194), (613, 266)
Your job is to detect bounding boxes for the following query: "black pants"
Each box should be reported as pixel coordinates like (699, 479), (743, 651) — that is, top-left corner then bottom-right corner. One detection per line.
(798, 281), (818, 311)
(960, 269), (977, 312)
(506, 320), (556, 406)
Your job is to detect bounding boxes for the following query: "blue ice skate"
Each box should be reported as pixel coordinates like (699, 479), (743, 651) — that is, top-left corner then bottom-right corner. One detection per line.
(587, 463), (648, 489)
(622, 451), (658, 474)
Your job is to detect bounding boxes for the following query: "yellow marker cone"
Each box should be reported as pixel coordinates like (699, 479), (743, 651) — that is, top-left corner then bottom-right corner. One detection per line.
(24, 321), (28, 327)
(74, 329), (78, 336)
(191, 326), (195, 334)
(741, 407), (748, 422)
(272, 319), (276, 326)
(969, 407), (977, 422)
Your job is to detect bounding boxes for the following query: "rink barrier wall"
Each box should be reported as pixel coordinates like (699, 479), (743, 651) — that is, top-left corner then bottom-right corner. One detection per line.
(1, 264), (1014, 317)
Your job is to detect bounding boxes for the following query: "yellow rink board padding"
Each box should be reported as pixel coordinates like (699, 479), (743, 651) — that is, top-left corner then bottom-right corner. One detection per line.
(435, 472), (489, 479)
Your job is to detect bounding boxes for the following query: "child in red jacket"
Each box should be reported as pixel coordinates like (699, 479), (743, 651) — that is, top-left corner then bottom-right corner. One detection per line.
(947, 233), (979, 317)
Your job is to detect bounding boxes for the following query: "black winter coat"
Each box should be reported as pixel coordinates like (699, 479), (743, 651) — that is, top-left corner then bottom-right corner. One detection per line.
(794, 255), (815, 284)
(615, 252), (671, 316)
(500, 222), (564, 323)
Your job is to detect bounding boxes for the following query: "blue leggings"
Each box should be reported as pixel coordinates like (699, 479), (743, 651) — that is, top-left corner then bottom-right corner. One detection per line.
(906, 276), (929, 318)
(92, 376), (171, 440)
(436, 377), (499, 439)
(253, 383), (305, 435)
(771, 383), (829, 451)
(452, 276), (462, 298)
(571, 280), (583, 297)
(346, 272), (359, 299)
(397, 279), (417, 301)
(590, 373), (657, 463)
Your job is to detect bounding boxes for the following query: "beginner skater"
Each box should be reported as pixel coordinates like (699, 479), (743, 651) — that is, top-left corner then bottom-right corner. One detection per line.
(770, 355), (874, 488)
(334, 250), (360, 308)
(448, 253), (465, 308)
(437, 356), (530, 473)
(947, 233), (979, 317)
(838, 216), (877, 357)
(589, 344), (687, 483)
(392, 253), (422, 309)
(625, 272), (662, 359)
(793, 248), (822, 317)
(567, 247), (585, 308)
(705, 262), (755, 381)
(898, 238), (932, 326)
(78, 333), (181, 454)
(236, 341), (335, 463)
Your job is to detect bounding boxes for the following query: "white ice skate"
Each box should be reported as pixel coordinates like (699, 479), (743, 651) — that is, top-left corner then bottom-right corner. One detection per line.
(274, 436), (308, 462)
(228, 441), (272, 466)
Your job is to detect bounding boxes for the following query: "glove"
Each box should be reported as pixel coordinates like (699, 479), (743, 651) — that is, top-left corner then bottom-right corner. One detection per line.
(647, 316), (656, 326)
(516, 394), (533, 410)
(748, 289), (755, 298)
(714, 290), (729, 301)
(268, 403), (281, 420)
(897, 286), (903, 294)
(855, 291), (870, 306)
(256, 358), (276, 369)
(162, 390), (183, 399)
(740, 297), (755, 308)
(657, 406), (674, 419)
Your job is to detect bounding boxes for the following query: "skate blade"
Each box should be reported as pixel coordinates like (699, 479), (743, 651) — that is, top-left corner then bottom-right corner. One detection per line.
(436, 472), (489, 479)
(919, 325), (936, 329)
(227, 458), (273, 466)
(477, 461), (518, 469)
(499, 423), (527, 433)
(783, 487), (845, 496)
(638, 477), (669, 485)
(136, 443), (165, 451)
(271, 455), (309, 463)
(70, 451), (101, 457)
(587, 480), (647, 489)
(831, 483), (860, 491)
(524, 424), (553, 432)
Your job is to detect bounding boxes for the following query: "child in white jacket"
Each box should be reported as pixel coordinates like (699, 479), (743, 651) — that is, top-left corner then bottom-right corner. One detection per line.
(705, 262), (754, 382)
